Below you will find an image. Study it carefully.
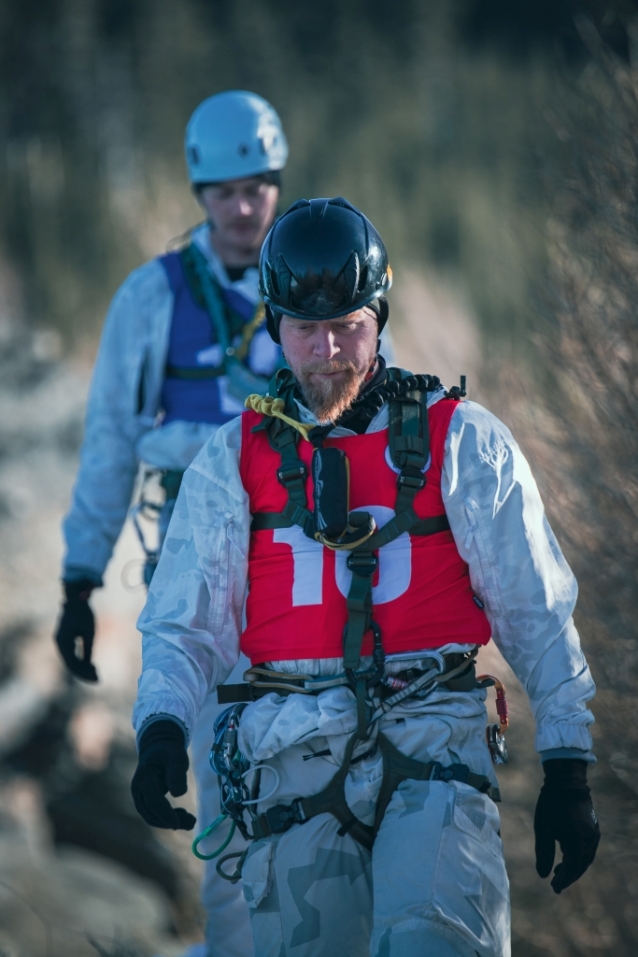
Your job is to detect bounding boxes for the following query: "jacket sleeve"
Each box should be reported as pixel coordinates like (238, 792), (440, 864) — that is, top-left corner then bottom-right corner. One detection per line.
(441, 400), (596, 755)
(132, 416), (249, 740)
(62, 261), (172, 582)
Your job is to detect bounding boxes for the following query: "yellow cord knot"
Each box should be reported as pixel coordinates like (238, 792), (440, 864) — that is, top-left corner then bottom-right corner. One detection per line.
(245, 394), (312, 442)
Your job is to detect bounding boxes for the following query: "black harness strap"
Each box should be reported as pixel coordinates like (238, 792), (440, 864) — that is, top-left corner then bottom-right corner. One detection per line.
(250, 730), (498, 853)
(372, 733), (499, 835)
(340, 384), (432, 682)
(251, 511), (449, 536)
(251, 732), (376, 851)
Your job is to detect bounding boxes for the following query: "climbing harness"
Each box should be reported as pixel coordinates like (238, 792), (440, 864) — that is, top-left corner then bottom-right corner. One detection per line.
(174, 243), (272, 404)
(129, 239), (274, 588)
(127, 468), (184, 588)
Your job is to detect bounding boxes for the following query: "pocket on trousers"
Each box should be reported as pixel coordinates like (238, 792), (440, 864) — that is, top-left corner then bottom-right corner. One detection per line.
(242, 839), (275, 909)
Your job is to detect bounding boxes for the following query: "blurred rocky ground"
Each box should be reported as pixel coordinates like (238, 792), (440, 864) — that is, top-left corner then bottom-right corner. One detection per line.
(0, 318), (204, 957)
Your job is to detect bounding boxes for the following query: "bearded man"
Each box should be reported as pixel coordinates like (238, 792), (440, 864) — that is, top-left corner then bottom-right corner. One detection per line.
(131, 197), (599, 957)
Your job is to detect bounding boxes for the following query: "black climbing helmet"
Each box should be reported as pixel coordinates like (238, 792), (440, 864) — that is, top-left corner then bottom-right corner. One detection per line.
(259, 197), (392, 343)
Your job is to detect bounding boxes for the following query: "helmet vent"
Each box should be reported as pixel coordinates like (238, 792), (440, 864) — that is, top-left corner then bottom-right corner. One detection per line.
(187, 145), (200, 166)
(343, 252), (360, 303)
(275, 254), (292, 303)
(269, 264), (280, 297)
(357, 265), (368, 293)
(238, 143), (250, 157)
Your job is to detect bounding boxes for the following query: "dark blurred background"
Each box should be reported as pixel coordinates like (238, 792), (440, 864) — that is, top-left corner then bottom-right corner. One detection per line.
(0, 1), (637, 955)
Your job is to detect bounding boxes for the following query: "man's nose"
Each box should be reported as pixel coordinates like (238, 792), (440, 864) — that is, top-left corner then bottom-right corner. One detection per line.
(235, 197), (254, 217)
(313, 328), (339, 359)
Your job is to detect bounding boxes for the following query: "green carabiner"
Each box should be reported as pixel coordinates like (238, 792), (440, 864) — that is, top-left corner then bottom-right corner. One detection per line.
(191, 814), (237, 861)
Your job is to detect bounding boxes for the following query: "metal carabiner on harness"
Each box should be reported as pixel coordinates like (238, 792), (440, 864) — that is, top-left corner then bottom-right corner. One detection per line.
(192, 703), (283, 864)
(477, 674), (509, 765)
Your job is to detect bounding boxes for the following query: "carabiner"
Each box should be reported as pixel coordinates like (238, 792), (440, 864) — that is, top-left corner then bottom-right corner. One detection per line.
(192, 814), (237, 861)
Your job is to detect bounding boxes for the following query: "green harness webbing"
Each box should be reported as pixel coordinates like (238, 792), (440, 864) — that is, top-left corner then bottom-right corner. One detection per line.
(250, 730), (499, 853)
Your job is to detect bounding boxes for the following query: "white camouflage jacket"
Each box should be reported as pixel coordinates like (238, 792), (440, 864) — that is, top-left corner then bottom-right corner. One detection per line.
(132, 387), (596, 760)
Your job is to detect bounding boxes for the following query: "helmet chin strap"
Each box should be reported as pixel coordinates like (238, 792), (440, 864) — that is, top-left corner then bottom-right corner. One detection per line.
(364, 358), (379, 382)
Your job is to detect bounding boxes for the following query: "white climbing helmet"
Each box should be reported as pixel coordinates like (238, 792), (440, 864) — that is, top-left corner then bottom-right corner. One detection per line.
(185, 90), (288, 185)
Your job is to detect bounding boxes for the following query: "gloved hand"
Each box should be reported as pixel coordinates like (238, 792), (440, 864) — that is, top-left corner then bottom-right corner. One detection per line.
(534, 758), (600, 893)
(54, 579), (99, 682)
(131, 720), (197, 830)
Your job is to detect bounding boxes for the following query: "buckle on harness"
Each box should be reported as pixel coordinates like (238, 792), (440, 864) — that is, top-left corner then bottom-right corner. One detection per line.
(257, 799), (306, 838)
(397, 470), (426, 491)
(346, 551), (379, 578)
(277, 461), (307, 485)
(428, 762), (470, 784)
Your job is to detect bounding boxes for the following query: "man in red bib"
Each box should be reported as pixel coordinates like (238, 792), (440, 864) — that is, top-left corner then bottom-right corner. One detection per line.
(131, 198), (599, 957)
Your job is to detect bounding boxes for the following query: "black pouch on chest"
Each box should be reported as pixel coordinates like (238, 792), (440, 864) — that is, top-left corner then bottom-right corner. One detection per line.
(312, 447), (349, 540)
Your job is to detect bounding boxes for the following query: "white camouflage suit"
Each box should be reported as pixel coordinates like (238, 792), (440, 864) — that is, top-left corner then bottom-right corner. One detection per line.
(133, 385), (595, 957)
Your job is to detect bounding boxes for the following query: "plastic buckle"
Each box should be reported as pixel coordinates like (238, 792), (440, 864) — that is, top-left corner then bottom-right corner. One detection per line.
(261, 804), (296, 835)
(397, 471), (426, 490)
(347, 552), (379, 577)
(428, 763), (459, 783)
(261, 799), (307, 836)
(277, 462), (307, 486)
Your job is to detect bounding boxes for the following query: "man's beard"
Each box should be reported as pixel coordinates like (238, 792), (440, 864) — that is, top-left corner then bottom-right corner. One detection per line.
(293, 359), (369, 424)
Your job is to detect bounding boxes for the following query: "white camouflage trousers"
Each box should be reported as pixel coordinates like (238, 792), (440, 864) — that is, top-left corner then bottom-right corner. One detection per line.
(237, 687), (511, 957)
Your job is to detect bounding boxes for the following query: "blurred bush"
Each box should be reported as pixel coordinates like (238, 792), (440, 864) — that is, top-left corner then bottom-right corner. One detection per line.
(0, 0), (589, 349)
(537, 18), (638, 793)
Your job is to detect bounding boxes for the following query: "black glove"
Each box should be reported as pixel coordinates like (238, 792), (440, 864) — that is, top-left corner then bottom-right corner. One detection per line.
(534, 758), (600, 893)
(131, 720), (197, 830)
(54, 579), (99, 682)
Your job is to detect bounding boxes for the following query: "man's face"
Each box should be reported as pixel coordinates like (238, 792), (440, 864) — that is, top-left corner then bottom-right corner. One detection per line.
(198, 176), (279, 264)
(279, 308), (379, 423)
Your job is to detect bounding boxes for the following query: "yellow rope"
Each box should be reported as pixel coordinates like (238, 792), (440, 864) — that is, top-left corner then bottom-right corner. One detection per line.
(235, 302), (266, 361)
(244, 394), (312, 442)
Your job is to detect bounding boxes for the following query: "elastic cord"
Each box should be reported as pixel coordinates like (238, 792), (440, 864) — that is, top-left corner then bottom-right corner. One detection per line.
(240, 764), (281, 805)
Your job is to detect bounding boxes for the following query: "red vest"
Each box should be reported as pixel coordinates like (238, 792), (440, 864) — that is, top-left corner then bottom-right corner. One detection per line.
(239, 398), (491, 664)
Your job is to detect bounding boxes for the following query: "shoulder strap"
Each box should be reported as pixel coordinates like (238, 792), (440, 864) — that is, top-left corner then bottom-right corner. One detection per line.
(255, 410), (314, 537)
(181, 243), (232, 353)
(342, 385), (438, 686)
